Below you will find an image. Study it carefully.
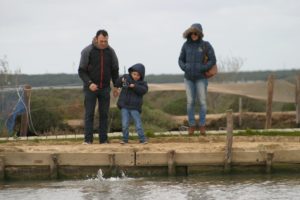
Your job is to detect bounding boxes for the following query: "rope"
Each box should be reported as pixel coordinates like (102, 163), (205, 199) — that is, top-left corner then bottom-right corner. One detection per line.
(24, 87), (40, 136)
(4, 86), (39, 136)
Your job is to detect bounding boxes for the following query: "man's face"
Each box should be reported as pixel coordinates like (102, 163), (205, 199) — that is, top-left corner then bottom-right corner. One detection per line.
(96, 34), (109, 49)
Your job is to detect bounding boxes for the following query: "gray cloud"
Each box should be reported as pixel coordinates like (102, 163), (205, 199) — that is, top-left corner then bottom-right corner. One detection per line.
(0, 0), (299, 74)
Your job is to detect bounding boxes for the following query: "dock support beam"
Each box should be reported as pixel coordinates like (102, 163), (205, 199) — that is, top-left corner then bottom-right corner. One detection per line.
(167, 150), (176, 176)
(109, 154), (117, 176)
(225, 110), (233, 172)
(266, 152), (274, 173)
(0, 157), (4, 180)
(50, 154), (58, 179)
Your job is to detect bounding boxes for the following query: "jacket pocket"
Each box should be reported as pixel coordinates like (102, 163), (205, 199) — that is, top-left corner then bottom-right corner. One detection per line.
(185, 64), (193, 79)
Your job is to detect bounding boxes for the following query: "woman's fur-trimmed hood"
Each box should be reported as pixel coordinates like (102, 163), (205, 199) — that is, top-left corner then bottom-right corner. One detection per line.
(183, 23), (203, 39)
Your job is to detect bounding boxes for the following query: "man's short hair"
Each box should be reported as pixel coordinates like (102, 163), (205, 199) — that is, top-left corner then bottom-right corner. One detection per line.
(96, 29), (108, 37)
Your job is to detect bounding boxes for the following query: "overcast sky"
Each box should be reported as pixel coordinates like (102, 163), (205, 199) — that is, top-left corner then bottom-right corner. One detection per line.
(0, 0), (299, 75)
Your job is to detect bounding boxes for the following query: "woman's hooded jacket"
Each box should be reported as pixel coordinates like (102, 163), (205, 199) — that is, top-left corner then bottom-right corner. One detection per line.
(178, 23), (216, 80)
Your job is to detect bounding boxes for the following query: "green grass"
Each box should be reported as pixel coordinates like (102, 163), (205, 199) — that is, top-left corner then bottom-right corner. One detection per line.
(2, 88), (297, 136)
(235, 129), (300, 136)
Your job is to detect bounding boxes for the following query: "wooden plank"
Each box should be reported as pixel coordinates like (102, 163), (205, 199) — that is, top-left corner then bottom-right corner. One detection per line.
(136, 152), (168, 166)
(273, 150), (300, 163)
(0, 153), (134, 166)
(57, 153), (134, 166)
(136, 152), (225, 166)
(176, 152), (224, 165)
(115, 153), (135, 166)
(231, 152), (265, 164)
(1, 153), (51, 166)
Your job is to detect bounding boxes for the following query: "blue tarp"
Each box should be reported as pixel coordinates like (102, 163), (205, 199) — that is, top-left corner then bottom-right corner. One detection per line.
(5, 90), (26, 134)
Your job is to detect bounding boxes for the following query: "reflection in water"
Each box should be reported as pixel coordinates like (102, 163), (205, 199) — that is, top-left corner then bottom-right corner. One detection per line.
(1, 173), (300, 200)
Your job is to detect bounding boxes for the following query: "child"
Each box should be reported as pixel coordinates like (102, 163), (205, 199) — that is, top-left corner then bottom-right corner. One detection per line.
(116, 63), (148, 144)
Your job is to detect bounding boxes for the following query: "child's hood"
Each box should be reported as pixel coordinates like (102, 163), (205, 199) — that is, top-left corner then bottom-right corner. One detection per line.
(128, 63), (145, 81)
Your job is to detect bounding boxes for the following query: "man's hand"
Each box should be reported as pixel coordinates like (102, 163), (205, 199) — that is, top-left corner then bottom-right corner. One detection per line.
(89, 83), (98, 92)
(113, 87), (119, 97)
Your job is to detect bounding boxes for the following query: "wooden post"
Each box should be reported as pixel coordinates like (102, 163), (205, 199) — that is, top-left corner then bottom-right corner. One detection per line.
(225, 110), (233, 172)
(108, 153), (117, 177)
(265, 75), (274, 129)
(0, 156), (4, 180)
(167, 150), (176, 176)
(266, 152), (274, 173)
(20, 84), (32, 137)
(109, 154), (116, 167)
(295, 75), (300, 127)
(239, 97), (242, 127)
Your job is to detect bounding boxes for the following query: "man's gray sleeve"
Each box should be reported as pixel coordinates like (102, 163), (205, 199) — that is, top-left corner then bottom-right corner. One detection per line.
(110, 47), (119, 87)
(78, 46), (92, 86)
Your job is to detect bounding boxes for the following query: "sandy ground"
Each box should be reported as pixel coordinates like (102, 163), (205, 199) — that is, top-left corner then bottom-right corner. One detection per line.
(149, 80), (295, 103)
(172, 111), (296, 125)
(1, 136), (300, 153)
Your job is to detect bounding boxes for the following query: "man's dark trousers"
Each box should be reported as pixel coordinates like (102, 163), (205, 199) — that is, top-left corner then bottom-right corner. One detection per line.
(84, 87), (110, 143)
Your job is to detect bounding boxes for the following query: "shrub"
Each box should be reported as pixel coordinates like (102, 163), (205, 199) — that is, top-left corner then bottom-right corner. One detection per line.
(29, 96), (65, 133)
(105, 106), (177, 133)
(162, 98), (187, 115)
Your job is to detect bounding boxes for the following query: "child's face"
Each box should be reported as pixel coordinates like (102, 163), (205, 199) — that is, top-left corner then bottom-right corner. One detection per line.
(131, 71), (141, 81)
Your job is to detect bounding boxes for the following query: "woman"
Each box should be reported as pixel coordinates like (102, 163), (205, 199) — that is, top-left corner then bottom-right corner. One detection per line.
(178, 23), (216, 135)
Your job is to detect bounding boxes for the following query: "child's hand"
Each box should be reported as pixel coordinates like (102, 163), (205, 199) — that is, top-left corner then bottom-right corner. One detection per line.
(113, 87), (119, 97)
(129, 84), (135, 88)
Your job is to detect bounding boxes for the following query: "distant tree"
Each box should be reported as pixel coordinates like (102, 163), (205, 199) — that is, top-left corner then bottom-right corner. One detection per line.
(209, 56), (245, 112)
(0, 55), (21, 87)
(214, 56), (245, 81)
(218, 56), (245, 73)
(0, 55), (9, 87)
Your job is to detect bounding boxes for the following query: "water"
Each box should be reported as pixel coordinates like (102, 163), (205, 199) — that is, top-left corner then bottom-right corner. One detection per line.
(1, 172), (300, 200)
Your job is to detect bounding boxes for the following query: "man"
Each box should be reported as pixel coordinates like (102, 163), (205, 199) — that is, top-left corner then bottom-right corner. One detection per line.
(78, 29), (119, 144)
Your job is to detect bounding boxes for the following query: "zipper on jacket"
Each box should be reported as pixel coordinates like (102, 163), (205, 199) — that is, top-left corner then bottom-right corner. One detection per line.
(100, 50), (104, 89)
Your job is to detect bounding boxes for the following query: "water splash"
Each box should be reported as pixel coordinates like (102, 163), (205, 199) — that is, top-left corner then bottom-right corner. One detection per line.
(97, 169), (105, 181)
(87, 168), (130, 182)
(120, 170), (127, 178)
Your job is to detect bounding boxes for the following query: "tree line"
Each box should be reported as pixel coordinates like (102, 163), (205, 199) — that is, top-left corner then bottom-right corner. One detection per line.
(0, 69), (299, 88)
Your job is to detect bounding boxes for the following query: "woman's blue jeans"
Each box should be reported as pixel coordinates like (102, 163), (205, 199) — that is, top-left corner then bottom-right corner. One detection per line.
(184, 78), (208, 127)
(121, 108), (146, 143)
